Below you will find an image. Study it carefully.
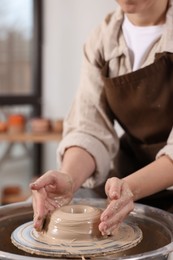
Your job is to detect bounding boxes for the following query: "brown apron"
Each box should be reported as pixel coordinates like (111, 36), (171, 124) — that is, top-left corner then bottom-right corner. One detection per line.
(102, 52), (173, 174)
(98, 52), (173, 213)
(100, 52), (173, 211)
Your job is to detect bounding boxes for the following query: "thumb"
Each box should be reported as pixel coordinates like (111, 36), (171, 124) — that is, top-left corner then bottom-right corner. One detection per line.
(29, 176), (50, 190)
(29, 181), (42, 190)
(29, 172), (55, 190)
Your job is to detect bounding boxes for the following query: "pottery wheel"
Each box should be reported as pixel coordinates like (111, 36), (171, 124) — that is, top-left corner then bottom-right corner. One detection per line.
(11, 221), (142, 258)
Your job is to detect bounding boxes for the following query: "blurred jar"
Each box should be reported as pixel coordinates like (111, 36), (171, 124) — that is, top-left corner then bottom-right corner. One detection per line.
(8, 114), (25, 134)
(0, 121), (8, 133)
(30, 118), (50, 133)
(52, 119), (63, 133)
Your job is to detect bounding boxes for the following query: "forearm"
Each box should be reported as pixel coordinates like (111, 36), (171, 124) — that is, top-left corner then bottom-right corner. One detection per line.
(123, 155), (173, 201)
(59, 146), (96, 193)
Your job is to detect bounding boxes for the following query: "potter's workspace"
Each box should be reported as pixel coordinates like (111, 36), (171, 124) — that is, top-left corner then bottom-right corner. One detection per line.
(1, 0), (173, 260)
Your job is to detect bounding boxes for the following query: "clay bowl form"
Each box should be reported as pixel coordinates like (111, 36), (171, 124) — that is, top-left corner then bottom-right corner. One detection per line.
(11, 204), (142, 258)
(35, 204), (102, 241)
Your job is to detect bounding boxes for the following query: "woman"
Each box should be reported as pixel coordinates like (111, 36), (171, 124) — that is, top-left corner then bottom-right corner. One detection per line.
(30, 0), (173, 236)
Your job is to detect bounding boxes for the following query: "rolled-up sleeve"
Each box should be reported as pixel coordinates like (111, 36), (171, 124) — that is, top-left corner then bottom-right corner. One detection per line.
(57, 19), (119, 188)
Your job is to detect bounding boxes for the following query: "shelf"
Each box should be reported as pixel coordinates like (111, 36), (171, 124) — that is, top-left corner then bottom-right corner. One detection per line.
(0, 132), (62, 143)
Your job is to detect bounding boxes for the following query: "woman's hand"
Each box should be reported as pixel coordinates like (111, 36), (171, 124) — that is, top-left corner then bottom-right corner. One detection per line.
(99, 177), (134, 236)
(30, 170), (73, 231)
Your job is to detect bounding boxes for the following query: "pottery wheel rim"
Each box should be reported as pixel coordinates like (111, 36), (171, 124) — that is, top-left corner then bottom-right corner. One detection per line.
(11, 221), (143, 258)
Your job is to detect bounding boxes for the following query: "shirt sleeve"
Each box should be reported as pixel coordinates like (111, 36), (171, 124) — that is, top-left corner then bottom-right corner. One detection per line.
(57, 19), (119, 188)
(156, 128), (173, 161)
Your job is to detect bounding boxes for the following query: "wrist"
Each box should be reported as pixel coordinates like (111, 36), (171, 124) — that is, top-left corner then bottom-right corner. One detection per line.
(58, 170), (76, 194)
(123, 177), (139, 201)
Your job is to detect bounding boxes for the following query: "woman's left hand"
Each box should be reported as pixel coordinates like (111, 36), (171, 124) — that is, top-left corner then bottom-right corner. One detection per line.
(99, 177), (134, 236)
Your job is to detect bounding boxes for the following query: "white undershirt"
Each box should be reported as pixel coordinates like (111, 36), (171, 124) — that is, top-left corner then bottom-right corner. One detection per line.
(122, 15), (164, 71)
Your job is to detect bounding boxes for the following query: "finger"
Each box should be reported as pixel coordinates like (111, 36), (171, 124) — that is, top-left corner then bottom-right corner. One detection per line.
(101, 184), (134, 222)
(45, 184), (57, 193)
(105, 177), (122, 200)
(103, 200), (134, 234)
(33, 198), (59, 231)
(46, 197), (62, 209)
(99, 221), (109, 236)
(32, 189), (47, 230)
(100, 199), (120, 222)
(33, 214), (45, 231)
(99, 199), (134, 235)
(30, 171), (57, 190)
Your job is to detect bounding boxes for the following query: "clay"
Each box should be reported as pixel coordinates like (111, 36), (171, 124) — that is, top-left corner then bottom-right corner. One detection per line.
(11, 203), (143, 258)
(34, 204), (102, 242)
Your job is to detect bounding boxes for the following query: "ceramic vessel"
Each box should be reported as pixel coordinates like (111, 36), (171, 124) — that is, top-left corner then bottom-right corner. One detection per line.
(36, 204), (102, 242)
(30, 118), (50, 133)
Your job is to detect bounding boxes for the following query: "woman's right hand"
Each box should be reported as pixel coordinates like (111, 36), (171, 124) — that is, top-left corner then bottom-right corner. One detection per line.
(30, 170), (74, 231)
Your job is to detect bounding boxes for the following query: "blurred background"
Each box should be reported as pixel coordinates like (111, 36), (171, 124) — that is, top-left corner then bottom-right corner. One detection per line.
(0, 0), (116, 204)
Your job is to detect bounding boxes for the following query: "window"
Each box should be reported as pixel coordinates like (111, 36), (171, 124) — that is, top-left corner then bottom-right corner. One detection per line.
(0, 0), (42, 203)
(0, 0), (42, 100)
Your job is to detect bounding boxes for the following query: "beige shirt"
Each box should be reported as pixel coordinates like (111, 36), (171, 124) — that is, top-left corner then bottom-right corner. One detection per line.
(57, 0), (173, 188)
